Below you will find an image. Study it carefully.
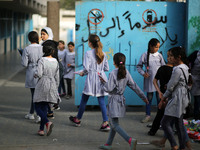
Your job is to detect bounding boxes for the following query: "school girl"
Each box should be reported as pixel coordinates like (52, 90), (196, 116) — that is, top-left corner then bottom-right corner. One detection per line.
(99, 53), (148, 150)
(160, 46), (190, 150)
(69, 34), (110, 131)
(33, 45), (60, 136)
(136, 38), (165, 123)
(58, 40), (67, 97)
(21, 31), (43, 122)
(63, 42), (75, 99)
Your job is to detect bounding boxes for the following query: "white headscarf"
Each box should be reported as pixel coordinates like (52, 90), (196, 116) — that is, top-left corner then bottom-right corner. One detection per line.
(42, 27), (54, 40)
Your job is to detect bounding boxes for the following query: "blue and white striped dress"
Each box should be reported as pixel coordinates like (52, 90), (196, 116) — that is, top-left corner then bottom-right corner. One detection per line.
(82, 49), (109, 97)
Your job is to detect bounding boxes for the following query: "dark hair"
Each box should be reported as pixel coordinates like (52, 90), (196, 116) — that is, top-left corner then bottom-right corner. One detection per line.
(41, 29), (48, 35)
(113, 53), (126, 80)
(42, 40), (59, 61)
(170, 46), (188, 65)
(88, 34), (104, 64)
(170, 46), (193, 85)
(58, 40), (65, 45)
(28, 31), (39, 44)
(43, 46), (55, 57)
(68, 41), (74, 46)
(147, 38), (160, 69)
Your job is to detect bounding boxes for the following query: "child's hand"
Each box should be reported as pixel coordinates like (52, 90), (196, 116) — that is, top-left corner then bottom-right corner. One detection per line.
(143, 99), (149, 104)
(79, 71), (84, 76)
(143, 72), (150, 78)
(67, 64), (71, 67)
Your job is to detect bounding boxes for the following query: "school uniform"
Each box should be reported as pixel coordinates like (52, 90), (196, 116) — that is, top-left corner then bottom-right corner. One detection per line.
(21, 43), (43, 115)
(58, 49), (67, 95)
(137, 52), (166, 92)
(137, 52), (165, 117)
(21, 44), (43, 88)
(82, 49), (109, 97)
(101, 68), (147, 145)
(63, 51), (75, 79)
(33, 57), (60, 104)
(161, 64), (189, 149)
(58, 49), (67, 67)
(102, 69), (147, 118)
(76, 49), (109, 122)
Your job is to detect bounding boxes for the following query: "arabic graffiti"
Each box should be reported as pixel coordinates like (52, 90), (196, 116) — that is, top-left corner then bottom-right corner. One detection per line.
(77, 9), (177, 47)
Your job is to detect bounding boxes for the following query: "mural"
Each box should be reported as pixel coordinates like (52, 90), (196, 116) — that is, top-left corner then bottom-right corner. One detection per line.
(75, 1), (186, 105)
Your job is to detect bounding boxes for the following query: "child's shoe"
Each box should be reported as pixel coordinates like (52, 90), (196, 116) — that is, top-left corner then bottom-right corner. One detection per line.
(25, 113), (35, 120)
(52, 104), (60, 110)
(100, 123), (110, 131)
(46, 121), (54, 136)
(69, 116), (81, 127)
(99, 144), (112, 150)
(129, 138), (137, 150)
(47, 113), (55, 119)
(35, 115), (41, 123)
(141, 116), (151, 123)
(38, 130), (45, 136)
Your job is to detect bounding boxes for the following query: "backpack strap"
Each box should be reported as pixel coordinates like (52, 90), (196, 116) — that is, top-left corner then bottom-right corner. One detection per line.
(180, 68), (190, 101)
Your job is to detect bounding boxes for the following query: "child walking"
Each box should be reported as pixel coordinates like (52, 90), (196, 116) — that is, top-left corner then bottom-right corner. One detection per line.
(64, 42), (75, 99)
(21, 31), (43, 122)
(33, 45), (60, 136)
(99, 53), (148, 150)
(69, 34), (110, 131)
(148, 49), (173, 136)
(160, 46), (190, 150)
(58, 40), (67, 97)
(137, 38), (165, 123)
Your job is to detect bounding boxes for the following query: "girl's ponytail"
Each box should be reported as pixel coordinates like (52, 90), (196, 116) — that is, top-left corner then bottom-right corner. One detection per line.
(113, 53), (126, 80)
(88, 34), (104, 64)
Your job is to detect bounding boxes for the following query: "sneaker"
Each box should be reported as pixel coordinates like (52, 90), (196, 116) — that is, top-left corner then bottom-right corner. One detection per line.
(100, 123), (110, 131)
(38, 130), (45, 136)
(46, 122), (54, 136)
(69, 116), (81, 127)
(99, 144), (112, 150)
(25, 113), (35, 120)
(150, 140), (165, 148)
(47, 113), (55, 119)
(130, 138), (137, 150)
(35, 116), (41, 123)
(141, 116), (151, 123)
(52, 104), (60, 110)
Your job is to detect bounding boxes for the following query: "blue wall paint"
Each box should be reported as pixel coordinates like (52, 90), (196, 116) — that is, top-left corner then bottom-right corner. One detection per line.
(75, 1), (186, 106)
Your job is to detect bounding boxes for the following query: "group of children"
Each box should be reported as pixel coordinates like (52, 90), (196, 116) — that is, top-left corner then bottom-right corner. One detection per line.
(21, 27), (75, 136)
(21, 28), (199, 150)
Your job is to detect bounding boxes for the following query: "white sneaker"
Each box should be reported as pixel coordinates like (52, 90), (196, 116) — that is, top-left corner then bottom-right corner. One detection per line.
(141, 116), (151, 123)
(25, 114), (35, 120)
(35, 116), (41, 123)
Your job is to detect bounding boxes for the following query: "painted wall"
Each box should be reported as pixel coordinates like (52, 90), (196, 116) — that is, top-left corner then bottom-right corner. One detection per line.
(75, 1), (186, 105)
(187, 0), (200, 55)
